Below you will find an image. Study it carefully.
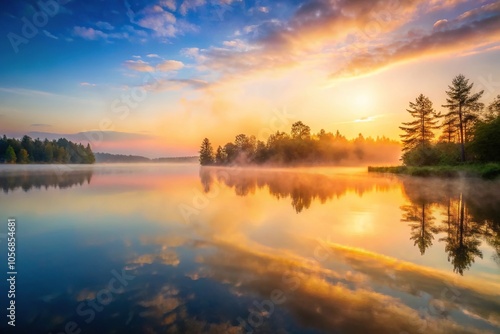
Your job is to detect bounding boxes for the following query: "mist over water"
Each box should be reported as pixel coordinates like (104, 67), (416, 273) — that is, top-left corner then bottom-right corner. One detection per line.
(0, 164), (498, 333)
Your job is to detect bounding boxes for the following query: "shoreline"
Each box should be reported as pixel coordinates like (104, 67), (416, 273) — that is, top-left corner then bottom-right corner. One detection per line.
(368, 164), (500, 179)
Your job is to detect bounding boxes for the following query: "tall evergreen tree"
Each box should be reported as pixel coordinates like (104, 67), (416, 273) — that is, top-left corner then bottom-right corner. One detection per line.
(442, 74), (484, 162)
(399, 94), (439, 152)
(214, 145), (226, 165)
(439, 114), (459, 143)
(199, 138), (214, 166)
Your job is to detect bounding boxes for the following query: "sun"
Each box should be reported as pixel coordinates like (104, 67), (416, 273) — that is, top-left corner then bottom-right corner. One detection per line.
(353, 92), (374, 110)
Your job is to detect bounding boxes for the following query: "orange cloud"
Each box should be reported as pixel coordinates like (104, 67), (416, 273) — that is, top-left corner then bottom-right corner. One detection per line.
(334, 3), (500, 78)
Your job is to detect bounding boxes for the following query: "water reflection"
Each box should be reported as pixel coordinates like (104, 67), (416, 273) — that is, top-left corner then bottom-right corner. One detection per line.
(199, 167), (396, 213)
(0, 168), (93, 193)
(1, 165), (499, 333)
(193, 239), (500, 334)
(199, 167), (500, 275)
(401, 178), (500, 275)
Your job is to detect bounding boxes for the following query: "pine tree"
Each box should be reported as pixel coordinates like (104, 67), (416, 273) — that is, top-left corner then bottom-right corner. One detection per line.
(214, 145), (226, 165)
(199, 138), (214, 165)
(439, 114), (459, 143)
(399, 94), (439, 152)
(442, 74), (484, 162)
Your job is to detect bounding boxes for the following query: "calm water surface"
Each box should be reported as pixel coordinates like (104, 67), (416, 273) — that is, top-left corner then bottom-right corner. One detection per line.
(0, 164), (499, 334)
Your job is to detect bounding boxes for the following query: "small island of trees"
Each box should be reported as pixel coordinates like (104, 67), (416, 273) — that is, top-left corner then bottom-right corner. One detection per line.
(0, 135), (95, 164)
(199, 123), (400, 166)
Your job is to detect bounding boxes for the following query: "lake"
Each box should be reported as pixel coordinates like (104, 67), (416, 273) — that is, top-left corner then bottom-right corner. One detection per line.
(0, 164), (499, 334)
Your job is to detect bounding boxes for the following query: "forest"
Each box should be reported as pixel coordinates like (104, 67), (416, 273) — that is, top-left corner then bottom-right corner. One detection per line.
(0, 135), (95, 164)
(398, 74), (500, 166)
(199, 124), (399, 166)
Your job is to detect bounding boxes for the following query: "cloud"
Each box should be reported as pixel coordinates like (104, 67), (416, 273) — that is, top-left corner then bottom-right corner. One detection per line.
(257, 6), (269, 13)
(124, 59), (154, 72)
(222, 39), (247, 49)
(145, 78), (209, 91)
(95, 21), (115, 30)
(354, 116), (379, 123)
(147, 53), (161, 58)
(73, 26), (108, 40)
(216, 0), (241, 5)
(160, 0), (176, 11)
(80, 82), (96, 87)
(426, 0), (485, 12)
(30, 123), (52, 128)
(135, 5), (178, 37)
(73, 23), (146, 42)
(433, 19), (449, 31)
(156, 60), (184, 72)
(43, 30), (58, 39)
(0, 87), (59, 98)
(179, 0), (206, 15)
(183, 0), (426, 80)
(334, 3), (500, 78)
(181, 47), (200, 58)
(183, 0), (500, 84)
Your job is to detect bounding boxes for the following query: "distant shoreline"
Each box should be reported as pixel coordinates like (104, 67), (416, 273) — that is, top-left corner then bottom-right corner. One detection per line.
(93, 153), (198, 163)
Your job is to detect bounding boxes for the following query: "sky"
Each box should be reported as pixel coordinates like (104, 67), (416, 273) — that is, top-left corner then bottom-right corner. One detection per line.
(0, 0), (499, 157)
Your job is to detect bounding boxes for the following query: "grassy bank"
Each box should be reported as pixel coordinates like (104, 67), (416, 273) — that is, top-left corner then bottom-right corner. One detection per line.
(368, 163), (500, 179)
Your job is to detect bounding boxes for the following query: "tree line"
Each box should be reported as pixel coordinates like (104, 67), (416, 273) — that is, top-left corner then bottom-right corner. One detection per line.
(199, 123), (399, 166)
(400, 74), (500, 166)
(0, 135), (95, 164)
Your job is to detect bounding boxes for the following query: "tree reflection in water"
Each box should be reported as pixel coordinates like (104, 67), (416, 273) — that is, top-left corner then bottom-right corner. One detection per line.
(400, 177), (500, 275)
(199, 167), (395, 213)
(0, 168), (93, 193)
(200, 167), (500, 274)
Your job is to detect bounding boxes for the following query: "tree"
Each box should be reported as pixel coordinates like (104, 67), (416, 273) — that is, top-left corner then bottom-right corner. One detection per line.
(253, 140), (268, 163)
(470, 116), (500, 162)
(85, 144), (95, 164)
(442, 74), (484, 162)
(485, 94), (500, 121)
(43, 140), (54, 162)
(234, 134), (256, 157)
(21, 135), (34, 162)
(5, 145), (16, 163)
(55, 147), (69, 163)
(215, 145), (226, 165)
(223, 142), (238, 163)
(438, 114), (459, 143)
(199, 138), (214, 165)
(291, 121), (311, 140)
(400, 94), (439, 152)
(18, 149), (29, 163)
